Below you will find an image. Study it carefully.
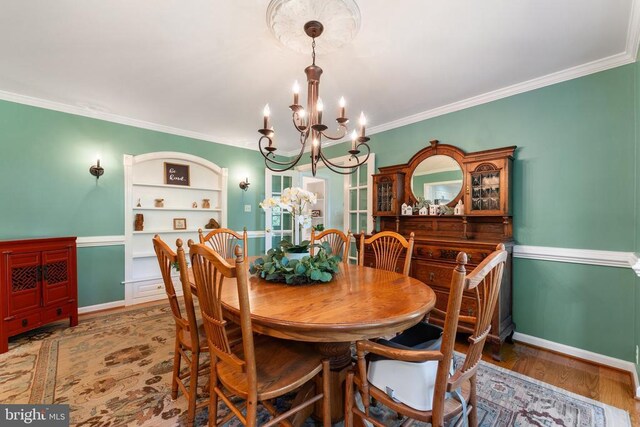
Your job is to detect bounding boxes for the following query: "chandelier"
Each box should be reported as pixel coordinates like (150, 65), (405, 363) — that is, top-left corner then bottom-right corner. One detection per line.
(258, 20), (371, 176)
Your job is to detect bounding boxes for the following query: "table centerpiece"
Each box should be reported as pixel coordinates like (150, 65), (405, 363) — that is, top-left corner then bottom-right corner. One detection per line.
(249, 241), (341, 285)
(260, 186), (316, 257)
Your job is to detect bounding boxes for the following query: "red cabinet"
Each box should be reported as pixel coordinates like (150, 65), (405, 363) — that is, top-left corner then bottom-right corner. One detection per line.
(1, 237), (78, 353)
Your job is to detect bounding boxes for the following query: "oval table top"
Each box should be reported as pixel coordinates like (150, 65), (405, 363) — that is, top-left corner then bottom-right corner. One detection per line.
(208, 263), (436, 343)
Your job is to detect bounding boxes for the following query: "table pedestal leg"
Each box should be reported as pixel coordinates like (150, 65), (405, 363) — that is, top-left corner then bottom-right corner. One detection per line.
(315, 342), (352, 423)
(289, 342), (352, 426)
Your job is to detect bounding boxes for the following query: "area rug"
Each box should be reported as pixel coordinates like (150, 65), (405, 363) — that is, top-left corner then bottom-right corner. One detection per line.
(0, 302), (630, 426)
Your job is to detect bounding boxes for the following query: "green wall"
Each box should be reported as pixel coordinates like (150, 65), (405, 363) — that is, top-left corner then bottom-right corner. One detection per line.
(318, 63), (638, 363)
(0, 100), (267, 307)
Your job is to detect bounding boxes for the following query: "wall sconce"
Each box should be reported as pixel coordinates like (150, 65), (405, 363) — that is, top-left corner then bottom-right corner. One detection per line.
(89, 157), (104, 179)
(239, 177), (250, 191)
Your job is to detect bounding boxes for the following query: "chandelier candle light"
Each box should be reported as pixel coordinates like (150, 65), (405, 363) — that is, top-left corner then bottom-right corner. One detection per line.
(258, 20), (371, 176)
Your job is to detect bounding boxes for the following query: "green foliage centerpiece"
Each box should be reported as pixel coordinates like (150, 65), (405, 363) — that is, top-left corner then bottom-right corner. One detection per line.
(249, 241), (341, 285)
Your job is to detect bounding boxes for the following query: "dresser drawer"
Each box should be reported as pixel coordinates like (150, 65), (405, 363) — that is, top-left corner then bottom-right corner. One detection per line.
(5, 312), (42, 335)
(432, 289), (477, 320)
(414, 243), (490, 265)
(412, 261), (453, 288)
(43, 303), (72, 323)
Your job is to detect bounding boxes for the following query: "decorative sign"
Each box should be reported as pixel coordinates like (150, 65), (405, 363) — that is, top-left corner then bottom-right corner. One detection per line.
(173, 218), (187, 230)
(164, 162), (190, 186)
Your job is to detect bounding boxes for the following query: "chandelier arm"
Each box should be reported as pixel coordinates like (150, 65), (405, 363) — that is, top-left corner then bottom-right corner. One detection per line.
(319, 125), (348, 141)
(291, 111), (308, 133)
(258, 135), (306, 169)
(318, 142), (371, 169)
(317, 148), (371, 175)
(318, 157), (360, 175)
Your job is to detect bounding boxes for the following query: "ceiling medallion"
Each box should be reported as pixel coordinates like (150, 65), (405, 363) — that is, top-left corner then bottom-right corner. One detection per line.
(267, 0), (361, 54)
(258, 18), (371, 176)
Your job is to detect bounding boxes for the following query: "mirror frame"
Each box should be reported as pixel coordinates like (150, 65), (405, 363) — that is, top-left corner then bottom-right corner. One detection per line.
(405, 140), (466, 207)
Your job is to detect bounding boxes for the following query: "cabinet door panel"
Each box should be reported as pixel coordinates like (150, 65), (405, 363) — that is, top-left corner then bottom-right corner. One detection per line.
(42, 249), (71, 306)
(6, 252), (41, 315)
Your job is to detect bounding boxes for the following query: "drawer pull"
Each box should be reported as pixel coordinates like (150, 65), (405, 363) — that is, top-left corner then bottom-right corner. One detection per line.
(21, 319), (28, 327)
(56, 308), (63, 316)
(429, 272), (435, 282)
(467, 308), (474, 316)
(157, 285), (162, 290)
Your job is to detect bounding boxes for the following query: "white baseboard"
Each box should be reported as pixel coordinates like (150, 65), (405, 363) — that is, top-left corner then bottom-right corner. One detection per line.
(513, 332), (640, 398)
(77, 300), (125, 314)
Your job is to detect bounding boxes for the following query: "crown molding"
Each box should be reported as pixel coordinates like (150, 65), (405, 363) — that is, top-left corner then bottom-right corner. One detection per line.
(368, 52), (635, 139)
(280, 53), (637, 157)
(0, 88), (257, 152)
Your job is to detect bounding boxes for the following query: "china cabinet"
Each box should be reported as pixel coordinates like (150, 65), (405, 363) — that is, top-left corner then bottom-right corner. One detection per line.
(372, 172), (404, 216)
(365, 140), (516, 359)
(0, 237), (78, 353)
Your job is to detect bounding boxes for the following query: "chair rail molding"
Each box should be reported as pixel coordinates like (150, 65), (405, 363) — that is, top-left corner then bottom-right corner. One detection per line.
(513, 245), (640, 276)
(76, 235), (126, 248)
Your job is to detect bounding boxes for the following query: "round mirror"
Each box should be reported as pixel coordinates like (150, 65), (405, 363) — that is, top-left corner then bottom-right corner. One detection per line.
(411, 155), (463, 205)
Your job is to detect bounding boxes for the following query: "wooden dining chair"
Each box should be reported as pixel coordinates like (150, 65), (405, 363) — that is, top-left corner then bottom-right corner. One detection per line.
(310, 228), (352, 264)
(358, 230), (415, 275)
(198, 227), (248, 260)
(152, 235), (209, 425)
(188, 241), (332, 427)
(345, 244), (508, 427)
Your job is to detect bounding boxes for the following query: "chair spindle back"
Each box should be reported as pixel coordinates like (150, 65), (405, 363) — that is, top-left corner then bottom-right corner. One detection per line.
(153, 235), (200, 351)
(449, 244), (508, 392)
(310, 228), (352, 264)
(189, 242), (256, 379)
(358, 231), (415, 275)
(198, 227), (248, 260)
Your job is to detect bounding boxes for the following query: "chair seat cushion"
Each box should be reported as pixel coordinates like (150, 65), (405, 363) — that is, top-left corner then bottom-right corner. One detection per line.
(367, 321), (445, 411)
(217, 335), (323, 401)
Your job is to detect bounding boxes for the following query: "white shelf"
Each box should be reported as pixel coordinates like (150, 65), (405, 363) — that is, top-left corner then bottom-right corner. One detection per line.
(133, 252), (156, 259)
(133, 207), (222, 212)
(133, 182), (222, 191)
(133, 229), (203, 235)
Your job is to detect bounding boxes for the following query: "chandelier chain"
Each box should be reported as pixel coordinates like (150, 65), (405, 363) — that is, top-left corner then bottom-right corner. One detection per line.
(311, 38), (316, 65)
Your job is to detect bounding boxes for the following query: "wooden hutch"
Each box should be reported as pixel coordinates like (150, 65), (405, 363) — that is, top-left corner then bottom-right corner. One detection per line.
(366, 140), (516, 359)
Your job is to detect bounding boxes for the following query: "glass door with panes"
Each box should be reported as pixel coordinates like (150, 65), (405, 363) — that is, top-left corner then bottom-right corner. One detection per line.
(264, 170), (297, 252)
(344, 154), (375, 264)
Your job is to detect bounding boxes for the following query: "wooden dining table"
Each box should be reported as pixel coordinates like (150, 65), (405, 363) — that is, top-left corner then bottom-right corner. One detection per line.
(189, 261), (436, 424)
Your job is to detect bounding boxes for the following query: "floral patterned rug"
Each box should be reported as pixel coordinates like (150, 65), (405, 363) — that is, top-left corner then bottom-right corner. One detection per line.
(0, 302), (631, 426)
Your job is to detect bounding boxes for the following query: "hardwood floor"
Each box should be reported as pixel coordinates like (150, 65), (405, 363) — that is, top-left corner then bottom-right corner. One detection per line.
(455, 338), (640, 424)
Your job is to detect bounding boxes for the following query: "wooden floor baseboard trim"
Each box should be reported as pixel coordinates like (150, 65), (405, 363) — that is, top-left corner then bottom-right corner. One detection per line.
(513, 332), (640, 399)
(78, 300), (126, 315)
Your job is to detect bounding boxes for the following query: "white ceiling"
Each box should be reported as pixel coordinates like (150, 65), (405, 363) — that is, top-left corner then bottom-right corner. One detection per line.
(0, 0), (637, 153)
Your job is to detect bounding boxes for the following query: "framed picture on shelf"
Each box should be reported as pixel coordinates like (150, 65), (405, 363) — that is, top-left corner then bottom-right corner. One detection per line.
(311, 209), (322, 218)
(164, 162), (190, 186)
(173, 218), (187, 230)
